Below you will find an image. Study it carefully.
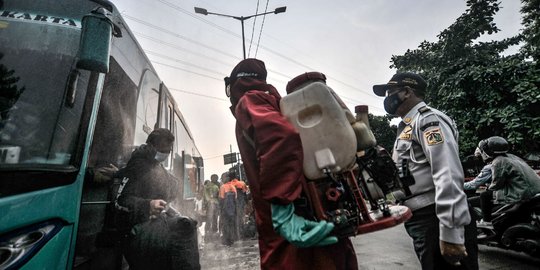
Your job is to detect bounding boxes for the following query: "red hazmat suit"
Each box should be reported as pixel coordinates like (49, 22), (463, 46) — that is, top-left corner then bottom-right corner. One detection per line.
(230, 67), (358, 270)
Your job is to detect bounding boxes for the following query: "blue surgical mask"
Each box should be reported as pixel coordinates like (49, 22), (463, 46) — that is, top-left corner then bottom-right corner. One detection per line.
(155, 151), (169, 162)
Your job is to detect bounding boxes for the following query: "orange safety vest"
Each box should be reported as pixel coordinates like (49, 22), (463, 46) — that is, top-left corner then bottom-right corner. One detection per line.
(230, 178), (248, 193)
(219, 182), (237, 199)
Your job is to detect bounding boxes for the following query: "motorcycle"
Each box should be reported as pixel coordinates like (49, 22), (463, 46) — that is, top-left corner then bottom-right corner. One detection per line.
(474, 193), (540, 257)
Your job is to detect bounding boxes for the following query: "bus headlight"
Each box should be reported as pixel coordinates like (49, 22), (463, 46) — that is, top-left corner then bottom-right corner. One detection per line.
(0, 220), (63, 269)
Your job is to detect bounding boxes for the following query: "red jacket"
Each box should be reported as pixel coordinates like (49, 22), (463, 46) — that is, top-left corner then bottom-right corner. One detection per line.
(233, 82), (357, 270)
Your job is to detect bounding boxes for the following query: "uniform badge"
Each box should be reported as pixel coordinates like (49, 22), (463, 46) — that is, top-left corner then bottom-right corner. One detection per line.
(399, 125), (412, 140)
(424, 128), (444, 145)
(403, 117), (412, 124)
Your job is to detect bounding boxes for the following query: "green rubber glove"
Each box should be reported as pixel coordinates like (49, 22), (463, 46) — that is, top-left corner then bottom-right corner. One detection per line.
(271, 203), (338, 248)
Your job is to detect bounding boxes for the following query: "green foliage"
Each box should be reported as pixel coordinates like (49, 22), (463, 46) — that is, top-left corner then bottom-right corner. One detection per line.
(390, 0), (540, 158)
(520, 0), (540, 60)
(368, 114), (397, 152)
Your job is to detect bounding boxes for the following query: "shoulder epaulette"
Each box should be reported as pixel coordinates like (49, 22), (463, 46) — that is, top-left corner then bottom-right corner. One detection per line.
(418, 106), (431, 114)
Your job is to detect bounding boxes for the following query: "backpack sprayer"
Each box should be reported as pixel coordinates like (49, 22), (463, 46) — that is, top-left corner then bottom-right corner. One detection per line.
(281, 72), (412, 238)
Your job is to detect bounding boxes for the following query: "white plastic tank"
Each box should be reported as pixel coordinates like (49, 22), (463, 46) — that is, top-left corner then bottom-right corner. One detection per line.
(352, 105), (377, 150)
(280, 81), (357, 180)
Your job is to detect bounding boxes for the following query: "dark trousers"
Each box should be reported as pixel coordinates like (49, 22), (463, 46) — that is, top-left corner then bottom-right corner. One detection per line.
(479, 190), (494, 221)
(404, 204), (479, 270)
(221, 214), (236, 246)
(235, 194), (246, 240)
(205, 202), (218, 234)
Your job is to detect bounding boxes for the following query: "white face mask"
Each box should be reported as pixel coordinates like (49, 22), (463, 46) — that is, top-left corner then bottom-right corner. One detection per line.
(155, 151), (169, 162)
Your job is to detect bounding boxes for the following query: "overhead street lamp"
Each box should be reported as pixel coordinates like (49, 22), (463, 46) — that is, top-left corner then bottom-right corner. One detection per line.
(194, 6), (287, 59)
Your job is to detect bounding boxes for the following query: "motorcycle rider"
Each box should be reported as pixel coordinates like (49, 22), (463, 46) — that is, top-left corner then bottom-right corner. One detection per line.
(464, 147), (493, 198)
(476, 136), (540, 226)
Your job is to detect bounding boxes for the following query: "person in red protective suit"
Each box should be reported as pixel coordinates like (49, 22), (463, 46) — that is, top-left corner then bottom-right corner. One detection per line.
(225, 58), (358, 270)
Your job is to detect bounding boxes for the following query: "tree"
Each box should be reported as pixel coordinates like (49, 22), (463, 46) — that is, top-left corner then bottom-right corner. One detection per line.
(520, 0), (540, 60)
(369, 114), (397, 152)
(390, 0), (540, 158)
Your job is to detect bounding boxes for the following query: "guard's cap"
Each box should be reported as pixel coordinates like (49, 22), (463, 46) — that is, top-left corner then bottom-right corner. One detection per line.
(373, 72), (427, 97)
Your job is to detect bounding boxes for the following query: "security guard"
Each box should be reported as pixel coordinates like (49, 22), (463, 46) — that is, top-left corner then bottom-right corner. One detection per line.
(373, 72), (478, 270)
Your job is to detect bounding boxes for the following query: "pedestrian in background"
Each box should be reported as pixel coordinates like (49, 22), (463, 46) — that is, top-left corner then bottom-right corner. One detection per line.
(229, 171), (248, 240)
(219, 174), (237, 246)
(203, 174), (220, 241)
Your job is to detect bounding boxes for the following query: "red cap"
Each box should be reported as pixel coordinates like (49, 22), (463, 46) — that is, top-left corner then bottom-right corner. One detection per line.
(286, 72), (326, 94)
(355, 105), (369, 114)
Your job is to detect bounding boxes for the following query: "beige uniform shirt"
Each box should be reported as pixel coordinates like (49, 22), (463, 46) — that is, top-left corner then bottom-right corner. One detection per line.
(392, 102), (471, 244)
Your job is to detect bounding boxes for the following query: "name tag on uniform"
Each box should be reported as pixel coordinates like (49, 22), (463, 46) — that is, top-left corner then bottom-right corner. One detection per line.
(424, 128), (444, 145)
(399, 125), (412, 140)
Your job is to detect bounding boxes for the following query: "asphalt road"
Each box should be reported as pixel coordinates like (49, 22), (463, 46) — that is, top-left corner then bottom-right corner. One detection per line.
(200, 225), (540, 270)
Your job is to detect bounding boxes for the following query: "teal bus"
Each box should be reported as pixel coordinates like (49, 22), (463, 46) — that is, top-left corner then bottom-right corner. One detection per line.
(0, 0), (204, 268)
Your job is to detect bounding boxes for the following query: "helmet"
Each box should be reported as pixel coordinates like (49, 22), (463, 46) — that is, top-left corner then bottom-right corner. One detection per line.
(478, 136), (509, 161)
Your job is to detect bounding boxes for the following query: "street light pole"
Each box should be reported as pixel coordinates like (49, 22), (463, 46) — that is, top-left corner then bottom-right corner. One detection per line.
(194, 6), (287, 59)
(240, 18), (246, 59)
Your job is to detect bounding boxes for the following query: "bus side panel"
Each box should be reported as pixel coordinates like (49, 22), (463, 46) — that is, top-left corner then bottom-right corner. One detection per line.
(0, 185), (80, 231)
(20, 226), (72, 270)
(0, 183), (81, 269)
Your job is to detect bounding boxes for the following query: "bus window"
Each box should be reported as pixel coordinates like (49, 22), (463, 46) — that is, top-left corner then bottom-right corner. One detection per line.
(168, 105), (174, 131)
(161, 103), (175, 170)
(0, 12), (89, 168)
(158, 85), (169, 132)
(172, 112), (185, 194)
(88, 57), (137, 169)
(134, 70), (160, 146)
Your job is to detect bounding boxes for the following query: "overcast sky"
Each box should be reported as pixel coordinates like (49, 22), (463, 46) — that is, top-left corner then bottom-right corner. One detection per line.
(111, 0), (522, 178)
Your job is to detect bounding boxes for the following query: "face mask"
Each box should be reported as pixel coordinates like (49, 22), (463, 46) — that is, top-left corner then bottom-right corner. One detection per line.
(383, 91), (404, 115)
(155, 151), (169, 162)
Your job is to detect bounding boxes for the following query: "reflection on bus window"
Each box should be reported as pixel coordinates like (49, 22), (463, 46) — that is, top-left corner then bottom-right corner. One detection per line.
(134, 70), (160, 146)
(0, 17), (88, 167)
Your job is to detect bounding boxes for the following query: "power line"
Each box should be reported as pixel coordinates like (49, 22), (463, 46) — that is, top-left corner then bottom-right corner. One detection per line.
(254, 0), (270, 58)
(133, 31), (234, 67)
(151, 57), (386, 112)
(167, 87), (229, 102)
(247, 0), (261, 57)
(150, 59), (223, 82)
(145, 50), (227, 77)
(123, 14), (240, 60)
(203, 154), (227, 160)
(146, 1), (377, 101)
(126, 14), (292, 82)
(141, 2), (311, 76)
(132, 27), (292, 80)
(154, 0), (241, 39)
(125, 12), (380, 109)
(147, 56), (286, 99)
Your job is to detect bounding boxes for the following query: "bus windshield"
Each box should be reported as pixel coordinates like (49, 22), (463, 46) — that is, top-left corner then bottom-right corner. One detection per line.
(0, 9), (88, 168)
